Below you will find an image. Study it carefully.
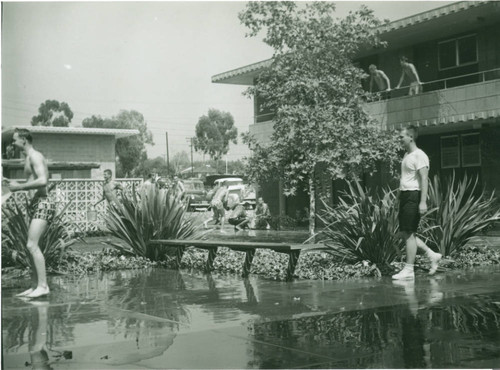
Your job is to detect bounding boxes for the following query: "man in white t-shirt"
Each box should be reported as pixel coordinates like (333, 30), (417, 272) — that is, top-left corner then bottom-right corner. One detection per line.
(392, 126), (442, 280)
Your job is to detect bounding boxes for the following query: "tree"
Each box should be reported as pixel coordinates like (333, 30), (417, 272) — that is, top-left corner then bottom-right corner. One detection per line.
(31, 99), (74, 127)
(193, 109), (238, 161)
(170, 151), (190, 175)
(239, 2), (400, 235)
(133, 157), (170, 178)
(82, 110), (154, 177)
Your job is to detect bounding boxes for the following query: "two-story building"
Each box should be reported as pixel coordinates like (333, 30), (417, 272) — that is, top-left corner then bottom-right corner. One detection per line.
(212, 1), (500, 219)
(2, 126), (139, 179)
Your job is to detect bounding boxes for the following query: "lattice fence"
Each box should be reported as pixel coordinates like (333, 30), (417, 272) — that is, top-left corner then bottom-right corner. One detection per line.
(4, 178), (143, 233)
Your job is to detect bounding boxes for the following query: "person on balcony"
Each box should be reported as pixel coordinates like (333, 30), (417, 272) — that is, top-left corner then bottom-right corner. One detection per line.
(396, 56), (422, 95)
(369, 64), (391, 99)
(392, 126), (442, 280)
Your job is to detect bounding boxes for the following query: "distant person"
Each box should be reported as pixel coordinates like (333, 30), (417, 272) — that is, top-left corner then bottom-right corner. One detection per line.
(7, 128), (54, 298)
(254, 197), (271, 230)
(94, 169), (123, 208)
(140, 173), (155, 193)
(204, 184), (228, 229)
(392, 126), (442, 280)
(369, 64), (391, 99)
(172, 176), (185, 197)
(396, 56), (422, 95)
(228, 201), (251, 231)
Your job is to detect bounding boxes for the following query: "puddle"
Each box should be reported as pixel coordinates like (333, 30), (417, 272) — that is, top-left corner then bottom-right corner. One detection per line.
(2, 267), (500, 368)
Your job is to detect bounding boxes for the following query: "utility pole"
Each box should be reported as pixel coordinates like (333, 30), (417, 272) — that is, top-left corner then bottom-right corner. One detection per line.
(186, 137), (194, 177)
(165, 131), (170, 175)
(190, 137), (194, 177)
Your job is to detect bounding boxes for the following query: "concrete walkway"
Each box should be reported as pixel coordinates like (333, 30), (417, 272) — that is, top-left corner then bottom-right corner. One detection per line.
(2, 265), (500, 369)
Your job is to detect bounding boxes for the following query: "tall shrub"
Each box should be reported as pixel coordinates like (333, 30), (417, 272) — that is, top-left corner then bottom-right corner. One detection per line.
(1, 195), (76, 270)
(421, 174), (500, 256)
(319, 181), (403, 266)
(104, 186), (205, 261)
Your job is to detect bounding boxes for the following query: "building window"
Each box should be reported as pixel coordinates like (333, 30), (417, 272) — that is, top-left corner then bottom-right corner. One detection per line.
(438, 34), (477, 70)
(441, 135), (460, 169)
(461, 133), (481, 167)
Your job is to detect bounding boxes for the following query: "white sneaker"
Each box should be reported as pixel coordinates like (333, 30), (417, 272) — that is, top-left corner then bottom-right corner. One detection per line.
(428, 253), (442, 275)
(392, 268), (415, 280)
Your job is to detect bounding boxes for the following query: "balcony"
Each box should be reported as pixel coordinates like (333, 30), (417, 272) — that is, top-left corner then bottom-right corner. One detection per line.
(249, 68), (500, 145)
(365, 68), (500, 132)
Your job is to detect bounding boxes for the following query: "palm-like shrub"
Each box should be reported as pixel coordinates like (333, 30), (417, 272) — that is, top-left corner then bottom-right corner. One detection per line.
(318, 181), (403, 266)
(104, 185), (205, 261)
(421, 174), (500, 257)
(1, 194), (76, 270)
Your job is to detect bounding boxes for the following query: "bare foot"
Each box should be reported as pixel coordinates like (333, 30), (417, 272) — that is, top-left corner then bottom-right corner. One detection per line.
(25, 287), (50, 299)
(16, 288), (34, 297)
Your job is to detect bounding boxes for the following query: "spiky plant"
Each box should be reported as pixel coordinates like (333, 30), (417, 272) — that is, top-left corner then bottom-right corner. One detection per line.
(104, 185), (205, 261)
(1, 194), (76, 271)
(421, 173), (500, 257)
(318, 181), (403, 266)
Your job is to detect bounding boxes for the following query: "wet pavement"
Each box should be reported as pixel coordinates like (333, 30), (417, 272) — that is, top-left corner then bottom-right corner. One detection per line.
(3, 265), (500, 369)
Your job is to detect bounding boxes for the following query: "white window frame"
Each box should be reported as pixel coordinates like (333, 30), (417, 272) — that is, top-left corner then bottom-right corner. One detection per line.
(461, 133), (481, 167)
(441, 135), (460, 169)
(438, 34), (478, 71)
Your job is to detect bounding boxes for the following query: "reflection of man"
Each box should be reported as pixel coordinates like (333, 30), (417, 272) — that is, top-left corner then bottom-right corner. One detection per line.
(94, 169), (123, 207)
(392, 126), (442, 280)
(396, 56), (422, 95)
(28, 301), (54, 370)
(8, 128), (54, 298)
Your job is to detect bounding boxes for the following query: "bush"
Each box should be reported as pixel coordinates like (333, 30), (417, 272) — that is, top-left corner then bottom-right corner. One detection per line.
(1, 194), (77, 271)
(104, 185), (206, 261)
(318, 181), (403, 266)
(421, 174), (500, 257)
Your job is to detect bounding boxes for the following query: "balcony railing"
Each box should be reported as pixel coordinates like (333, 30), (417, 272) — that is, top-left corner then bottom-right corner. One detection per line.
(368, 67), (500, 101)
(253, 67), (500, 124)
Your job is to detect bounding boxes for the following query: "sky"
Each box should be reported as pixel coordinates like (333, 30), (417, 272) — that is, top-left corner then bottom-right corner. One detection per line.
(1, 1), (455, 162)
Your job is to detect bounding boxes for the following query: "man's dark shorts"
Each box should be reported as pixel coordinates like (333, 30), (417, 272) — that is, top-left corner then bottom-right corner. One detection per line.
(399, 191), (420, 233)
(28, 197), (55, 222)
(228, 216), (246, 226)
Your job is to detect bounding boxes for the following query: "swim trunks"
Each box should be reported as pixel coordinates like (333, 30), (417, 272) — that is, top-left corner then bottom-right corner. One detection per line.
(28, 197), (55, 222)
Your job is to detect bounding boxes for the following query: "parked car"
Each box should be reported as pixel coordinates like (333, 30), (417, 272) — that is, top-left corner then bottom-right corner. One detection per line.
(213, 177), (256, 210)
(183, 178), (209, 211)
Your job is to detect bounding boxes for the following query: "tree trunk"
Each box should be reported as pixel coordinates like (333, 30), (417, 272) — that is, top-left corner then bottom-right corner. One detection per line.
(308, 173), (316, 236)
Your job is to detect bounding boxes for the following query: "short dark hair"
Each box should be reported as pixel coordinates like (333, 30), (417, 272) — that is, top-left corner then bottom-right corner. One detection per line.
(403, 125), (418, 140)
(104, 169), (112, 175)
(14, 128), (33, 143)
(147, 173), (154, 179)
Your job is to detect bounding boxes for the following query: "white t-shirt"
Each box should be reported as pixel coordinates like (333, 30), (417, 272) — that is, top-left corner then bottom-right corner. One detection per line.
(400, 148), (429, 191)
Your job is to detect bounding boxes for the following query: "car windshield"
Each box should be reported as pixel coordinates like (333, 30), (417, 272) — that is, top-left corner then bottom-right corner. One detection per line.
(184, 182), (204, 191)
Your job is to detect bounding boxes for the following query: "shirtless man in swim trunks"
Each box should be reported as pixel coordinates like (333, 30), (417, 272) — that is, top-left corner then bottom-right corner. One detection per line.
(94, 169), (123, 208)
(396, 56), (423, 95)
(369, 64), (391, 98)
(8, 128), (54, 298)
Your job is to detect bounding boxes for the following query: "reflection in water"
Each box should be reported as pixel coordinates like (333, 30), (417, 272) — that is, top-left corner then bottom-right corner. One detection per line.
(3, 268), (500, 368)
(28, 301), (53, 370)
(249, 281), (500, 368)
